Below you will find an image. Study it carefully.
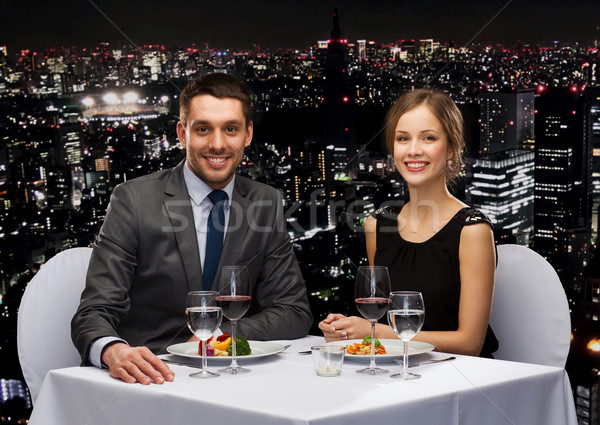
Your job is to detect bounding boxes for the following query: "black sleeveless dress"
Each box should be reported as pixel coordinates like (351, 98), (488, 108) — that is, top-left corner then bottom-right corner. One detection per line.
(373, 206), (499, 358)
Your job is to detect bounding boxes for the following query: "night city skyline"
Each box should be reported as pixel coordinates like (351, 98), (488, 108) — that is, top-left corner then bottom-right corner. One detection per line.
(2, 3), (600, 423)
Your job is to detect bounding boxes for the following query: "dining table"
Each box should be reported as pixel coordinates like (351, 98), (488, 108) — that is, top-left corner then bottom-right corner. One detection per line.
(29, 335), (577, 425)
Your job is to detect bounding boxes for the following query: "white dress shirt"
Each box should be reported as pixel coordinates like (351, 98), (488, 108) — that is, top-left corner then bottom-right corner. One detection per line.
(182, 161), (234, 269)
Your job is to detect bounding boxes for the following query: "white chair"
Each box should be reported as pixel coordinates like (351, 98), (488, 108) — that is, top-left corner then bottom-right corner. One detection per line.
(490, 244), (571, 368)
(17, 247), (92, 404)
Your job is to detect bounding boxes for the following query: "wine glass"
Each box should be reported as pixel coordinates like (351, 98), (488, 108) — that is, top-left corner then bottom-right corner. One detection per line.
(185, 291), (223, 378)
(354, 265), (391, 375)
(388, 291), (425, 380)
(216, 266), (252, 374)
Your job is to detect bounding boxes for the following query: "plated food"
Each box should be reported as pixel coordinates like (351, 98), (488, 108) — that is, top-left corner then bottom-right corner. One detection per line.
(166, 340), (285, 361)
(327, 339), (435, 362)
(199, 333), (252, 357)
(346, 336), (387, 355)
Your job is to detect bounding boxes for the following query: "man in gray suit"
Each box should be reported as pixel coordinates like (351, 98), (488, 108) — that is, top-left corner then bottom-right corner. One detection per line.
(71, 73), (313, 385)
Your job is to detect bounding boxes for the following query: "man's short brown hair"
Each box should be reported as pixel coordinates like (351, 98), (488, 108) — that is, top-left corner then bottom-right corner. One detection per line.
(179, 73), (252, 126)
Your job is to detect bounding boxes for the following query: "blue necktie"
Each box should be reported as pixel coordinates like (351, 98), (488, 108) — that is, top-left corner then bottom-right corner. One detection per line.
(203, 190), (228, 290)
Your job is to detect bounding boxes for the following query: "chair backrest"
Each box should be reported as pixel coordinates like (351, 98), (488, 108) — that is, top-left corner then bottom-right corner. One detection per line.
(490, 244), (571, 368)
(17, 247), (92, 404)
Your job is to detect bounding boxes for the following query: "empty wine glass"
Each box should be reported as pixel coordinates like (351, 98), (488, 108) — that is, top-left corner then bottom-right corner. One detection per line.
(388, 291), (425, 380)
(185, 291), (223, 378)
(354, 265), (391, 375)
(216, 266), (252, 374)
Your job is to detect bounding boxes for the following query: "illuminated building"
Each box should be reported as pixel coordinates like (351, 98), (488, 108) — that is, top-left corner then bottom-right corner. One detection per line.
(0, 379), (31, 412)
(534, 143), (576, 256)
(46, 167), (71, 209)
(584, 89), (600, 241)
(85, 171), (109, 195)
(357, 40), (366, 61)
(0, 145), (8, 188)
(418, 39), (440, 58)
(140, 50), (164, 81)
(53, 124), (83, 167)
(470, 150), (535, 244)
(63, 131), (83, 166)
(71, 167), (85, 208)
(356, 150), (394, 180)
(340, 180), (376, 227)
(143, 135), (161, 160)
(471, 91), (536, 243)
(533, 87), (588, 265)
(0, 45), (7, 78)
(95, 158), (110, 173)
(323, 8), (356, 177)
(478, 91), (535, 154)
(302, 139), (334, 195)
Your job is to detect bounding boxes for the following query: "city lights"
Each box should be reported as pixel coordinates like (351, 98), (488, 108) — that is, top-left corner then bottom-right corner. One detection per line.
(81, 97), (94, 107)
(0, 17), (600, 423)
(102, 92), (120, 104)
(588, 339), (600, 352)
(123, 91), (139, 103)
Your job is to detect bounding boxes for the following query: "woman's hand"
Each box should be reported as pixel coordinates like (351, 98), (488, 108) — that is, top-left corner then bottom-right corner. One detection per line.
(318, 314), (372, 342)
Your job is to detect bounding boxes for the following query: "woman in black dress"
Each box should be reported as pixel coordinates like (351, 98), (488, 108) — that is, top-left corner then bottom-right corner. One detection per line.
(320, 89), (498, 357)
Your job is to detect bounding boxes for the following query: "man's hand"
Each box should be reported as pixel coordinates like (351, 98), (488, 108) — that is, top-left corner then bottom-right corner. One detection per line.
(101, 342), (174, 385)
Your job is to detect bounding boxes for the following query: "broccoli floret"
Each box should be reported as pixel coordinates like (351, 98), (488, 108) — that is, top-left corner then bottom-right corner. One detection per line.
(227, 336), (252, 356)
(362, 335), (381, 347)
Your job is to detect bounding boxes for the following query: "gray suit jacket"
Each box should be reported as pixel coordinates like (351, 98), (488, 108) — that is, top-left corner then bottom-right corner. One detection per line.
(71, 161), (312, 361)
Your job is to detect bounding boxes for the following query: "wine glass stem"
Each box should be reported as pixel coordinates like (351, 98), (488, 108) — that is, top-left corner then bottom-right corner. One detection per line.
(201, 337), (208, 375)
(369, 320), (377, 371)
(230, 320), (239, 370)
(403, 341), (408, 376)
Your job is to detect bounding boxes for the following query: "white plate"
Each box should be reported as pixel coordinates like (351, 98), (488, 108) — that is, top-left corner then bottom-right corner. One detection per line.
(166, 341), (285, 362)
(327, 339), (434, 362)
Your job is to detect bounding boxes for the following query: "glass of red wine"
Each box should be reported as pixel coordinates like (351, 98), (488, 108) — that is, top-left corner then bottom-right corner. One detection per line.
(216, 265), (252, 374)
(354, 265), (391, 375)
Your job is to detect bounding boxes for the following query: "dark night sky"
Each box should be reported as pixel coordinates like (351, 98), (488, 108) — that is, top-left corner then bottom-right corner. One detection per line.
(0, 0), (599, 52)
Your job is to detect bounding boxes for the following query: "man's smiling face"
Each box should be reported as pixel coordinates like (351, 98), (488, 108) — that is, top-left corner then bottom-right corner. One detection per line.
(177, 94), (253, 190)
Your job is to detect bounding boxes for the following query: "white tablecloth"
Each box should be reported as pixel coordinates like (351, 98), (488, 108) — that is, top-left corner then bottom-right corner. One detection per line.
(30, 336), (577, 425)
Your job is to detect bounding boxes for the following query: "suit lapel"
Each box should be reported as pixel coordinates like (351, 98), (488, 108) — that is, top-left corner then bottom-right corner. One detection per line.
(215, 178), (250, 286)
(163, 161), (203, 291)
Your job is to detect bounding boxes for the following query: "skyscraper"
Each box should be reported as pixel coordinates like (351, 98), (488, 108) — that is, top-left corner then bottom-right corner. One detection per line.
(478, 91), (535, 154)
(0, 46), (7, 79)
(53, 124), (83, 167)
(469, 91), (535, 242)
(533, 87), (587, 265)
(357, 40), (366, 62)
(470, 150), (535, 244)
(584, 88), (600, 241)
(323, 8), (356, 178)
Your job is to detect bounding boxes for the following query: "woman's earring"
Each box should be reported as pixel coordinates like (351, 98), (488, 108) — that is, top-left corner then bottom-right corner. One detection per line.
(447, 159), (453, 167)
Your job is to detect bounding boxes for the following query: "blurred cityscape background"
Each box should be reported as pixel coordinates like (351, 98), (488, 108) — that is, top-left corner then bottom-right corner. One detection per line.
(2, 4), (600, 424)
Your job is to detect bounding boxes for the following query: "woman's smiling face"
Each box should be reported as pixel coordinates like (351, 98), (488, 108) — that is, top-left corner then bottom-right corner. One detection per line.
(393, 104), (451, 188)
